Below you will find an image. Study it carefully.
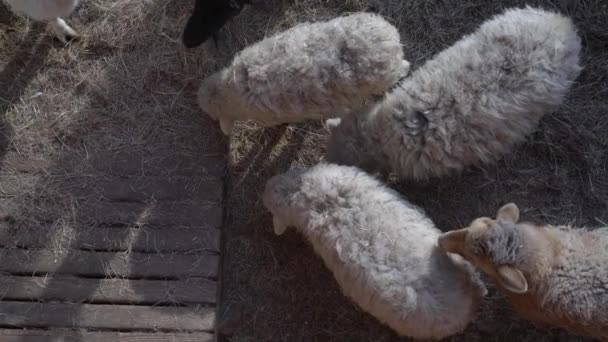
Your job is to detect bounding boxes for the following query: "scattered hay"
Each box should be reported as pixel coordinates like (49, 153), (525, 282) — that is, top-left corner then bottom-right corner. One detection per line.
(0, 0), (606, 340)
(222, 0), (607, 341)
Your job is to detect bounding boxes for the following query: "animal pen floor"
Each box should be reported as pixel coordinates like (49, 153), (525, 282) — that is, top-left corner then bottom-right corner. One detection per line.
(0, 0), (607, 342)
(0, 1), (227, 340)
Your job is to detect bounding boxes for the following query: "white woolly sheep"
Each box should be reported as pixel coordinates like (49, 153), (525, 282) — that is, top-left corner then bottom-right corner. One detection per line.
(262, 163), (487, 339)
(325, 7), (582, 180)
(438, 203), (608, 339)
(198, 12), (410, 135)
(4, 0), (78, 43)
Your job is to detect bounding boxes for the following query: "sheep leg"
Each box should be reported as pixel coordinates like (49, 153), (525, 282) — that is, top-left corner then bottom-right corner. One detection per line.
(400, 60), (411, 78)
(272, 215), (288, 236)
(49, 17), (77, 43)
(219, 118), (233, 136)
(378, 167), (391, 180)
(448, 253), (489, 297)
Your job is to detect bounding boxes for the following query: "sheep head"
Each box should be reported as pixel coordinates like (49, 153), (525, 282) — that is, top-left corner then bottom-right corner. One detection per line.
(198, 71), (234, 135)
(262, 168), (308, 236)
(438, 203), (531, 294)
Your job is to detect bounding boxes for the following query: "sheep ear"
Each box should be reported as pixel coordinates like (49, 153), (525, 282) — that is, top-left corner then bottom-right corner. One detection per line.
(496, 265), (528, 294)
(219, 119), (233, 136)
(438, 229), (468, 255)
(324, 118), (342, 132)
(273, 216), (288, 236)
(497, 203), (520, 224)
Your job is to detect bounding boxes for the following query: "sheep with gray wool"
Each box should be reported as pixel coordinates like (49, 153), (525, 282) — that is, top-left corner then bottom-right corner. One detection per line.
(326, 7), (582, 180)
(438, 203), (608, 339)
(263, 163), (487, 339)
(198, 12), (410, 135)
(4, 0), (78, 43)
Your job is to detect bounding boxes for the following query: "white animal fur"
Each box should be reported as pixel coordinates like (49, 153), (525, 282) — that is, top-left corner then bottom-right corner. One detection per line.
(4, 0), (78, 43)
(263, 163), (487, 339)
(439, 203), (608, 340)
(326, 7), (582, 180)
(198, 12), (409, 135)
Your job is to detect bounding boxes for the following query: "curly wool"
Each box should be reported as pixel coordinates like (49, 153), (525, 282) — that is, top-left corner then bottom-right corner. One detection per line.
(441, 206), (608, 339)
(538, 226), (608, 339)
(198, 12), (409, 135)
(263, 163), (486, 339)
(326, 6), (582, 180)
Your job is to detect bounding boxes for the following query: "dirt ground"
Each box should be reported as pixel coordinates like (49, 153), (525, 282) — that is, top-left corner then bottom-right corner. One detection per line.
(220, 0), (607, 341)
(0, 0), (606, 341)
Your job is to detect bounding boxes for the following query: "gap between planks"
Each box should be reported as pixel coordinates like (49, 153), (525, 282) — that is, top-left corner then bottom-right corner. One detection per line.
(77, 202), (223, 228)
(0, 223), (221, 253)
(0, 301), (215, 331)
(0, 275), (216, 305)
(87, 152), (226, 178)
(0, 248), (219, 279)
(0, 201), (223, 229)
(0, 329), (214, 342)
(75, 176), (224, 202)
(2, 153), (226, 178)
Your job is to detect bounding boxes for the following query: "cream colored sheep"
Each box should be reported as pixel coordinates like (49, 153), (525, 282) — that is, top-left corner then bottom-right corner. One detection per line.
(198, 12), (409, 135)
(326, 7), (582, 180)
(263, 163), (487, 339)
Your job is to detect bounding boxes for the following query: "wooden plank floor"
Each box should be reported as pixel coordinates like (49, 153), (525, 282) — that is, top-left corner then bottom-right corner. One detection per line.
(0, 152), (225, 341)
(0, 4), (231, 340)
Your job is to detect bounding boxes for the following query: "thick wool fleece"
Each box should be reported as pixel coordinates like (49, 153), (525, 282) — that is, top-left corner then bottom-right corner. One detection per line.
(326, 6), (582, 180)
(4, 0), (78, 21)
(263, 163), (486, 339)
(528, 225), (608, 338)
(198, 12), (408, 135)
(450, 219), (608, 339)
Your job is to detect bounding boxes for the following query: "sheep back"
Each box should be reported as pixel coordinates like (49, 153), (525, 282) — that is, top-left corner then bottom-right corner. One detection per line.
(539, 226), (608, 338)
(198, 12), (407, 134)
(326, 6), (582, 180)
(263, 163), (486, 339)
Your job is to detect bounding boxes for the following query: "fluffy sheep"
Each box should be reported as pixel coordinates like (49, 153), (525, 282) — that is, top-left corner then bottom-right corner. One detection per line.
(198, 12), (410, 135)
(438, 203), (608, 339)
(263, 163), (487, 339)
(4, 0), (78, 43)
(181, 0), (250, 49)
(325, 6), (582, 180)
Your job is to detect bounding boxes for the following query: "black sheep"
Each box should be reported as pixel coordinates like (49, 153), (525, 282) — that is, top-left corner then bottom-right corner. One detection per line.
(182, 0), (251, 48)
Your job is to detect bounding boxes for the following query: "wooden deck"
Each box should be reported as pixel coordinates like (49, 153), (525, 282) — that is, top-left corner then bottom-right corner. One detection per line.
(0, 152), (225, 341)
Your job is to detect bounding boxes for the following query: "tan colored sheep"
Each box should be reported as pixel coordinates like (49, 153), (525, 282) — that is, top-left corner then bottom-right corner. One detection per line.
(439, 203), (608, 339)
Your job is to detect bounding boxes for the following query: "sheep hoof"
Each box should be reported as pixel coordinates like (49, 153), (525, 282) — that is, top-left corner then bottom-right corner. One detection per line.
(51, 18), (77, 44)
(478, 282), (489, 297)
(219, 119), (233, 136)
(324, 118), (342, 131)
(273, 216), (287, 236)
